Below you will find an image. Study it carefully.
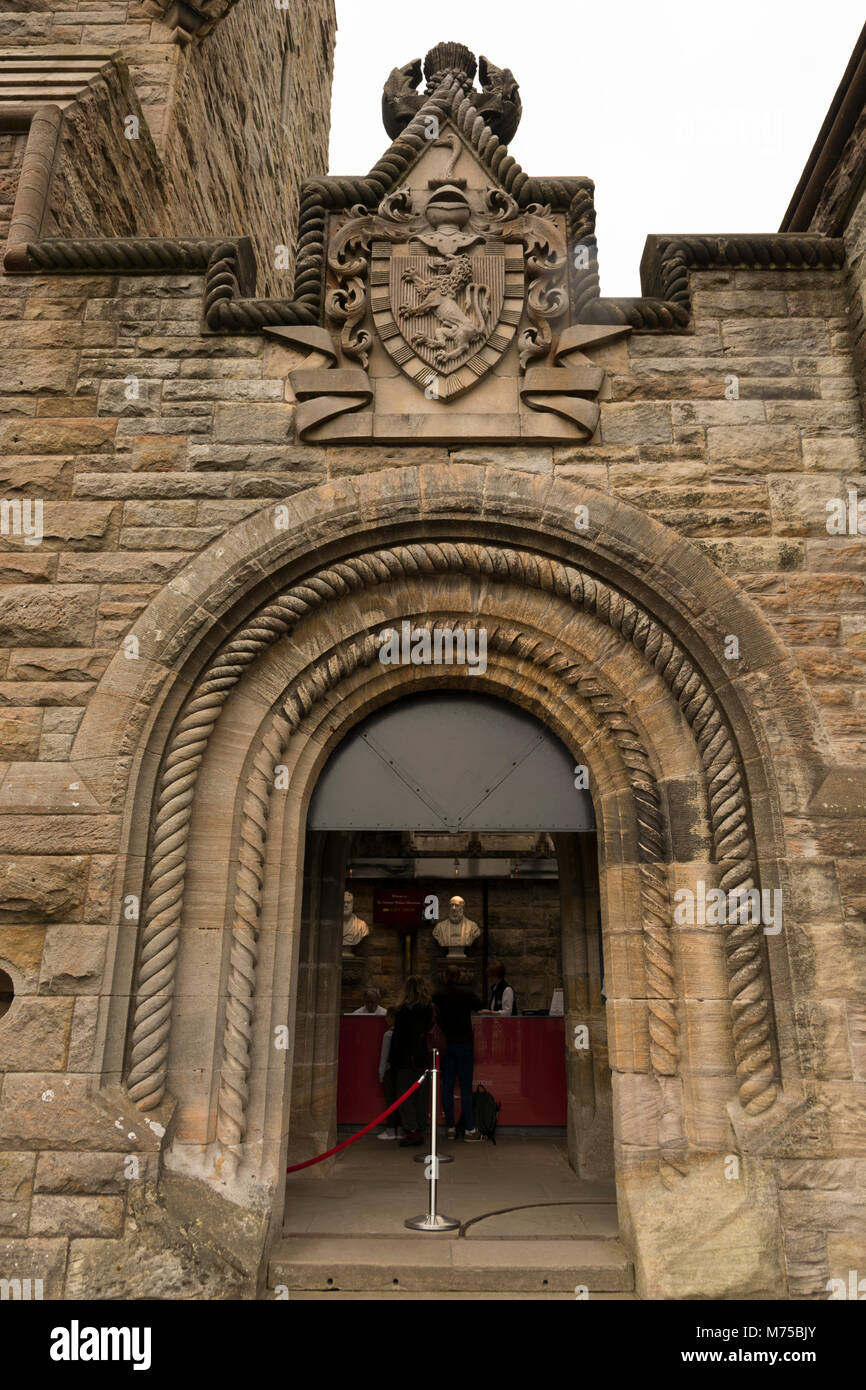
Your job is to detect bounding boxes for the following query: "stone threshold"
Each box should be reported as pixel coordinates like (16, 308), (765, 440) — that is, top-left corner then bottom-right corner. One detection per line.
(268, 1235), (634, 1293)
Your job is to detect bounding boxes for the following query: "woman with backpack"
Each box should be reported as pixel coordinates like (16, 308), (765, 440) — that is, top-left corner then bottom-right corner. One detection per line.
(389, 975), (434, 1147)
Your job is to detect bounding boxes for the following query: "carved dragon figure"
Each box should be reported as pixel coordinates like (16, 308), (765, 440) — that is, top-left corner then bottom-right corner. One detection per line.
(382, 42), (522, 143)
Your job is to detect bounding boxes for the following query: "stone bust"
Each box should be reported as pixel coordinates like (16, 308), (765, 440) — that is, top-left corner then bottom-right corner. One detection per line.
(342, 891), (369, 953)
(433, 895), (480, 957)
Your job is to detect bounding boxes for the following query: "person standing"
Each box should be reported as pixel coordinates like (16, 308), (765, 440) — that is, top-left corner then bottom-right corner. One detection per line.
(389, 975), (434, 1147)
(484, 961), (517, 1016)
(377, 1007), (402, 1141)
(433, 965), (484, 1142)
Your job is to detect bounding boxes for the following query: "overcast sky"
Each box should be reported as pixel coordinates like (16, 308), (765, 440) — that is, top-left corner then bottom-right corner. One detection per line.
(329, 2), (864, 297)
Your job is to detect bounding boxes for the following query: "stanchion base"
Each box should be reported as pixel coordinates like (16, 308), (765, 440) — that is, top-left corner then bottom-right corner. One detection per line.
(413, 1152), (454, 1163)
(404, 1212), (460, 1232)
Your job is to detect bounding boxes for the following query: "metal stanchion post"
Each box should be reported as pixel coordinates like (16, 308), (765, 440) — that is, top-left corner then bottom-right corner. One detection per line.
(404, 1050), (458, 1232)
(415, 1044), (453, 1163)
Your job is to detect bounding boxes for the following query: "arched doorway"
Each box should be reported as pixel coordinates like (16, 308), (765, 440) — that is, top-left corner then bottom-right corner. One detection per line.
(286, 691), (606, 1169)
(281, 689), (624, 1293)
(77, 465), (810, 1299)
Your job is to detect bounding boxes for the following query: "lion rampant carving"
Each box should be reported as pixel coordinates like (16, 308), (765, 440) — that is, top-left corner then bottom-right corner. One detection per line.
(397, 253), (491, 368)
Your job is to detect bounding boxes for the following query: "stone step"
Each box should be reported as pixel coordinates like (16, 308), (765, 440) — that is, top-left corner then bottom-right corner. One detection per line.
(276, 1291), (636, 1300)
(269, 1236), (634, 1294)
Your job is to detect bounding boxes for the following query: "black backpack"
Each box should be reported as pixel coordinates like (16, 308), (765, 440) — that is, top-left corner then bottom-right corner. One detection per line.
(472, 1085), (501, 1144)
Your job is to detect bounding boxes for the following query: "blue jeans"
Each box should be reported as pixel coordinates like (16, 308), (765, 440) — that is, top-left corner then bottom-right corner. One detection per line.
(441, 1042), (474, 1131)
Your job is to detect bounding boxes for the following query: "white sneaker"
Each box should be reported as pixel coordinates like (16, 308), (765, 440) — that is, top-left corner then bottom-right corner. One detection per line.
(377, 1128), (398, 1140)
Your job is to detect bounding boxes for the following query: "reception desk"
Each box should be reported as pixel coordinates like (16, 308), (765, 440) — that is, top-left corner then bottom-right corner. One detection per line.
(337, 1016), (566, 1126)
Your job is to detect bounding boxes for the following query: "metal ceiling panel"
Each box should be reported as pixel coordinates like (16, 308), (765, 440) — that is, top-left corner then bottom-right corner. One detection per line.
(308, 693), (595, 831)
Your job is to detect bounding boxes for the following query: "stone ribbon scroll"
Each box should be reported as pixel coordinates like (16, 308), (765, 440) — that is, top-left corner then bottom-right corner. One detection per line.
(264, 325), (373, 440)
(519, 323), (632, 440)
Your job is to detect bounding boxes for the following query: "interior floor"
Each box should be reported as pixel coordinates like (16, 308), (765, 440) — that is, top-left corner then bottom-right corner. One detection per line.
(283, 1133), (617, 1238)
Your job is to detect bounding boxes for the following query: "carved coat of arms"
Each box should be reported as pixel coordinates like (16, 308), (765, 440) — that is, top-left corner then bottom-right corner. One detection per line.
(328, 178), (557, 403)
(266, 41), (630, 443)
(362, 181), (524, 399)
(392, 251), (503, 375)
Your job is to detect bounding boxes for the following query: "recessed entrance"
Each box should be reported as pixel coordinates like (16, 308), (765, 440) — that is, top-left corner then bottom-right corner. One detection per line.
(277, 691), (629, 1295)
(89, 464), (793, 1300)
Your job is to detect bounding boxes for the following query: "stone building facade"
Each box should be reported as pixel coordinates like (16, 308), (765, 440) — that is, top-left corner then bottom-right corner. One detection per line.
(0, 12), (865, 1300)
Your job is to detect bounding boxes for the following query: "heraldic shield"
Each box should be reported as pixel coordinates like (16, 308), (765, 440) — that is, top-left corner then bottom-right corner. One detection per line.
(374, 244), (524, 400)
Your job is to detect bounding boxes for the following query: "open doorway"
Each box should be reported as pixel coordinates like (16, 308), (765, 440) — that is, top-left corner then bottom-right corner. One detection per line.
(282, 693), (618, 1261)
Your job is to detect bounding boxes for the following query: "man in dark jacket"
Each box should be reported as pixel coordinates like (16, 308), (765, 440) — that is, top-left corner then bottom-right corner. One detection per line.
(433, 965), (484, 1142)
(484, 961), (517, 1016)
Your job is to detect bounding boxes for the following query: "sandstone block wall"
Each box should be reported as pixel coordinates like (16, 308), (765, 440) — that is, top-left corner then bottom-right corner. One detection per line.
(0, 5), (864, 1302)
(0, 240), (863, 1294)
(1, 0), (335, 291)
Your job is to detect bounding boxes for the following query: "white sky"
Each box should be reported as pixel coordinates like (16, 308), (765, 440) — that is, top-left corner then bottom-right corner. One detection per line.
(329, 1), (864, 297)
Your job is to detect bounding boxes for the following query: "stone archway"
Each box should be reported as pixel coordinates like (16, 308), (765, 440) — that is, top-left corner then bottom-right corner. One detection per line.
(75, 464), (826, 1298)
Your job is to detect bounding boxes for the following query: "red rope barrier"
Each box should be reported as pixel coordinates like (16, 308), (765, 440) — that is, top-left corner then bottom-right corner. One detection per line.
(286, 1072), (427, 1173)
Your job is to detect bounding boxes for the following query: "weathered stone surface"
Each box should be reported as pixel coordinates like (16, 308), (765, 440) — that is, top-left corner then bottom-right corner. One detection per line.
(38, 925), (108, 994)
(802, 435), (864, 471)
(0, 708), (41, 760)
(82, 855), (116, 923)
(0, 418), (117, 455)
(0, 1079), (167, 1152)
(0, 353), (77, 395)
(0, 817), (118, 855)
(66, 994), (99, 1071)
(0, 586), (97, 646)
(56, 552), (189, 583)
(621, 1157), (786, 1299)
(769, 474), (843, 536)
(212, 402), (294, 444)
(0, 995), (72, 1070)
(696, 537), (804, 572)
(0, 682), (94, 708)
(38, 732), (76, 761)
(0, 1151), (34, 1200)
(0, 856), (87, 922)
(65, 1177), (260, 1299)
(8, 649), (112, 682)
(30, 1194), (124, 1238)
(0, 553), (56, 584)
(0, 1237), (67, 1298)
(600, 404), (673, 445)
(0, 924), (45, 985)
(450, 447), (553, 473)
(778, 1159), (858, 1189)
(706, 423), (801, 470)
(34, 1150), (144, 1196)
(0, 456), (73, 498)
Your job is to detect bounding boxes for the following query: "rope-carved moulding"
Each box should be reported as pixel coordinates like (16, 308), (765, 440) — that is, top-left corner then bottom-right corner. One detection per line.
(214, 622), (676, 1175)
(5, 61), (845, 337)
(126, 542), (779, 1122)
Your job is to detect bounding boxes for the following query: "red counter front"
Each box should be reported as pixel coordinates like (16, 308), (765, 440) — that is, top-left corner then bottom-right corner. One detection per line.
(337, 1016), (566, 1126)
